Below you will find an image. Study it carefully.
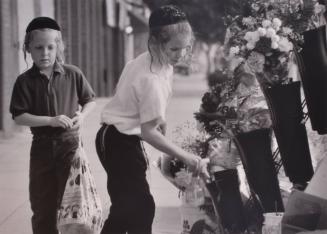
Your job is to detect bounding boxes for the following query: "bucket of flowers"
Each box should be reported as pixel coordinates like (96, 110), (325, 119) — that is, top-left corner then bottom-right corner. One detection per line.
(224, 0), (316, 190)
(195, 61), (286, 232)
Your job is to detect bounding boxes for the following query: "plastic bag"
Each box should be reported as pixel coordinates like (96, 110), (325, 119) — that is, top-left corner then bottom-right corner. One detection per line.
(57, 146), (103, 234)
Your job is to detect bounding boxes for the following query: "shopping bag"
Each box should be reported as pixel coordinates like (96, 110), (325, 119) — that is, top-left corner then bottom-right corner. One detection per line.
(57, 146), (103, 234)
(261, 212), (283, 234)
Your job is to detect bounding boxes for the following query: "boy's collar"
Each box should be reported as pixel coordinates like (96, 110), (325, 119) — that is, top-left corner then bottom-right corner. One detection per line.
(30, 61), (65, 76)
(53, 62), (65, 74)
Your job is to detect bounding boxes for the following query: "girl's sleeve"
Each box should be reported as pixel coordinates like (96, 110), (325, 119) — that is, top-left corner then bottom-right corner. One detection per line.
(9, 77), (32, 119)
(133, 76), (167, 124)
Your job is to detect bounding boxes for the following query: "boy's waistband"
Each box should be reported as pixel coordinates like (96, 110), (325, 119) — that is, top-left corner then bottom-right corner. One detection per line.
(32, 128), (79, 140)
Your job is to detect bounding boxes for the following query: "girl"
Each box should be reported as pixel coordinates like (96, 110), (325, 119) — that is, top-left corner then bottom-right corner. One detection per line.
(9, 17), (96, 234)
(95, 5), (209, 234)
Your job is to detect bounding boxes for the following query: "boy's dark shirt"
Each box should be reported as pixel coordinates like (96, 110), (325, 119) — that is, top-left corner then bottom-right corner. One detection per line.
(10, 62), (95, 136)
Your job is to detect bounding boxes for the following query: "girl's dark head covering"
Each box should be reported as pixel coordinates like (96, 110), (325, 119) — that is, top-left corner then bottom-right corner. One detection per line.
(26, 17), (61, 33)
(149, 5), (187, 28)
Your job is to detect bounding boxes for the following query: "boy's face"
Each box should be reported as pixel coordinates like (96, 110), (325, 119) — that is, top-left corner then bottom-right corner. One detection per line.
(28, 30), (58, 73)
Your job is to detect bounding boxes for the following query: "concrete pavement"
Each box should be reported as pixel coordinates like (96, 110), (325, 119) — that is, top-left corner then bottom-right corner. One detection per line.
(0, 73), (208, 234)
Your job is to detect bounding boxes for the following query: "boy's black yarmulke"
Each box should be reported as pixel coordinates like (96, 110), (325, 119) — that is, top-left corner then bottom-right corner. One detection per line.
(26, 17), (61, 33)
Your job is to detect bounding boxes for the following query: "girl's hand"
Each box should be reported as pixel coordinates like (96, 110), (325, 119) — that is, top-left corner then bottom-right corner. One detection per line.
(50, 115), (74, 128)
(199, 158), (211, 181)
(191, 157), (210, 181)
(157, 122), (167, 135)
(71, 111), (85, 130)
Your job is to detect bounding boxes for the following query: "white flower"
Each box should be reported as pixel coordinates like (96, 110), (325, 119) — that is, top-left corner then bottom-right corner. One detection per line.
(244, 32), (259, 44)
(279, 56), (287, 64)
(244, 31), (260, 44)
(251, 3), (260, 11)
(257, 27), (267, 36)
(244, 31), (252, 41)
(272, 18), (282, 30)
(252, 31), (260, 42)
(242, 17), (256, 27)
(262, 19), (272, 28)
(282, 27), (292, 35)
(246, 42), (256, 50)
(229, 46), (240, 57)
(271, 34), (280, 43)
(278, 37), (293, 52)
(266, 27), (277, 38)
(271, 41), (279, 49)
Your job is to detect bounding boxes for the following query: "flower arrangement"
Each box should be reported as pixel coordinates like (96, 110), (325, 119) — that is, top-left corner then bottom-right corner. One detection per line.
(195, 63), (271, 138)
(171, 121), (208, 158)
(194, 62), (273, 176)
(154, 121), (208, 190)
(224, 0), (319, 89)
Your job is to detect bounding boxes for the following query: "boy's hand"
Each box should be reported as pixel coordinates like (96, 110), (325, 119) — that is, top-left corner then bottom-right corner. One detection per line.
(71, 111), (85, 130)
(50, 115), (74, 128)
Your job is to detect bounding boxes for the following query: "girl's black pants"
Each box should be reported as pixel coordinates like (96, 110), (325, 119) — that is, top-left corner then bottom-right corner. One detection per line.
(96, 124), (155, 234)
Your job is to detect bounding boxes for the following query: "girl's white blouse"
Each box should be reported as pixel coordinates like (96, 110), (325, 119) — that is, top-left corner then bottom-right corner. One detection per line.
(101, 52), (174, 135)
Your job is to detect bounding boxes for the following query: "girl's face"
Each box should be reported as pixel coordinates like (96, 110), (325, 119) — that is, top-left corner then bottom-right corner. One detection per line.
(28, 30), (58, 73)
(163, 32), (192, 66)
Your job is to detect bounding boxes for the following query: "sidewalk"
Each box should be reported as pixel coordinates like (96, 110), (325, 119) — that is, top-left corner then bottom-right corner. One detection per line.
(0, 73), (208, 234)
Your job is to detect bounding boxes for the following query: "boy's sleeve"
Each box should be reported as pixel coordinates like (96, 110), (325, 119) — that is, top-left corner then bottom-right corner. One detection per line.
(76, 71), (96, 106)
(9, 77), (32, 119)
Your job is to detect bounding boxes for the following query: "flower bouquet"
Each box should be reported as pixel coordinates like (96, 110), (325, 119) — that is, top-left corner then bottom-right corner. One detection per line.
(154, 121), (208, 192)
(227, 14), (299, 88)
(154, 122), (223, 233)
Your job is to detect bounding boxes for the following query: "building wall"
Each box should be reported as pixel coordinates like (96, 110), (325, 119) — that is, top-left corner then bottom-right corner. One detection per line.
(0, 0), (55, 137)
(55, 0), (123, 97)
(17, 0), (54, 74)
(134, 31), (148, 57)
(0, 0), (20, 137)
(17, 0), (34, 74)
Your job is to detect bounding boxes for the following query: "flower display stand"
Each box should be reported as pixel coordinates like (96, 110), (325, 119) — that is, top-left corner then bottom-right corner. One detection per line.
(234, 128), (284, 213)
(299, 25), (327, 135)
(264, 81), (314, 186)
(205, 169), (247, 233)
